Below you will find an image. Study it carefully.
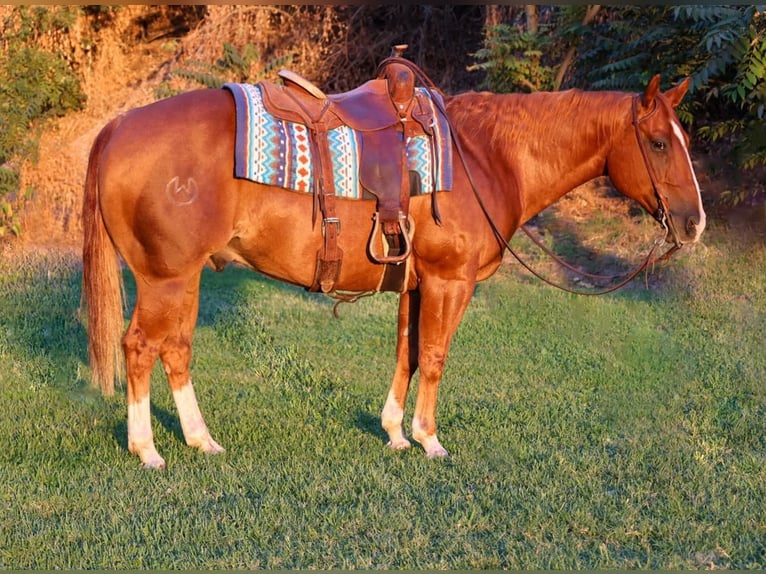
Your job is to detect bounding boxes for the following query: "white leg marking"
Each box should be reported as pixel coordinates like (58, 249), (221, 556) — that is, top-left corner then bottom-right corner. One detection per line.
(412, 417), (449, 458)
(128, 396), (165, 469)
(381, 389), (411, 450)
(671, 119), (706, 238)
(173, 381), (224, 454)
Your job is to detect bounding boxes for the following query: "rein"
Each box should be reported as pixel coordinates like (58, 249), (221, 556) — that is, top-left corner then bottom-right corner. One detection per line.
(378, 56), (680, 296)
(516, 225), (679, 295)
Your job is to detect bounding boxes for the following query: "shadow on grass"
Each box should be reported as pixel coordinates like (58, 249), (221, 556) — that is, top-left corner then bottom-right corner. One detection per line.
(355, 409), (389, 445)
(0, 252), (90, 392)
(506, 214), (689, 301)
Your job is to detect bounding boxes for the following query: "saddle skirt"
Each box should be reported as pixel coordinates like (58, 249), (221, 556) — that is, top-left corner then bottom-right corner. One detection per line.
(224, 82), (453, 198)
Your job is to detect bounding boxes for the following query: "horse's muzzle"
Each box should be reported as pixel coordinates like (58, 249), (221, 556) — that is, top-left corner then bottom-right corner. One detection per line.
(669, 210), (706, 246)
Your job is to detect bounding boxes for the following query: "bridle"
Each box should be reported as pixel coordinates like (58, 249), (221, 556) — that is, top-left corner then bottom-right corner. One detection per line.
(631, 94), (682, 248)
(376, 56), (681, 296)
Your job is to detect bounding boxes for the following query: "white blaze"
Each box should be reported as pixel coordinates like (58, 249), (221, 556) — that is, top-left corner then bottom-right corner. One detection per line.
(671, 119), (706, 236)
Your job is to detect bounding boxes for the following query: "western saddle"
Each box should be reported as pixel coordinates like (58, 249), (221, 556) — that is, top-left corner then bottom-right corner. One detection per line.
(257, 46), (442, 293)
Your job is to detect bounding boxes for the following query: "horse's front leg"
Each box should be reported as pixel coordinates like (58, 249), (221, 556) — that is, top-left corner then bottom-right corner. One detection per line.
(381, 290), (420, 450)
(410, 277), (475, 458)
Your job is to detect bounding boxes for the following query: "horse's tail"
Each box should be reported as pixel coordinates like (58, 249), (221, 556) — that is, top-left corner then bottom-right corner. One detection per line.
(81, 116), (125, 396)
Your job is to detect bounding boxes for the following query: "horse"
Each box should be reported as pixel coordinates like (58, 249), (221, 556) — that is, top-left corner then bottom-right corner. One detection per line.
(82, 71), (705, 468)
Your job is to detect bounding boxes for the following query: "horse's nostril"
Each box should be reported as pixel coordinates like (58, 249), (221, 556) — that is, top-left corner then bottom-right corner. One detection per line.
(686, 216), (699, 233)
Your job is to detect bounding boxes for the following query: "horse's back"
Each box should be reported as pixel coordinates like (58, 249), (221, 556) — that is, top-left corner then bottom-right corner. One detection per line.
(103, 89), (235, 170)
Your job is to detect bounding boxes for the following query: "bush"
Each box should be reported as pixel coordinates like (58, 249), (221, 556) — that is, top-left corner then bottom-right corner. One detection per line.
(0, 6), (86, 237)
(156, 41), (293, 99)
(469, 22), (557, 93)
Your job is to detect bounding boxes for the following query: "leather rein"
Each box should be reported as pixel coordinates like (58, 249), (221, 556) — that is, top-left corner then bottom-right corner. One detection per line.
(379, 56), (681, 296)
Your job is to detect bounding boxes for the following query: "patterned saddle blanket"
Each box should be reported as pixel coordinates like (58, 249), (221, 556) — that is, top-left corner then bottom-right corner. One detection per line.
(224, 82), (453, 198)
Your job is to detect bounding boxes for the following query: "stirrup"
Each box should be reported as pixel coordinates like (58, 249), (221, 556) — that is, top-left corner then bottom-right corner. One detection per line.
(368, 212), (413, 265)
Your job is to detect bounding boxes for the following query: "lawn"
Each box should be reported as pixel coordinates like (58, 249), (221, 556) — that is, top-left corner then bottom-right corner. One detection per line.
(0, 215), (764, 569)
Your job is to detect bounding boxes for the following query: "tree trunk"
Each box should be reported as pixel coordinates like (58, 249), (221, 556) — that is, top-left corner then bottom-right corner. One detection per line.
(484, 5), (514, 29)
(553, 4), (601, 91)
(526, 5), (538, 35)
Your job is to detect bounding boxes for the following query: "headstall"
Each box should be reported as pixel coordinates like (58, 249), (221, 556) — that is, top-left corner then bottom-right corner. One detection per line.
(631, 94), (681, 247)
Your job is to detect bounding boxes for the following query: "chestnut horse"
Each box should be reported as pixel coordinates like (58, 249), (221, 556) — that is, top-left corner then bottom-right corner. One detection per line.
(82, 74), (705, 468)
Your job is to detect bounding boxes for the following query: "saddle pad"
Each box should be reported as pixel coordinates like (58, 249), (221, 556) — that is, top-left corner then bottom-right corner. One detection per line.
(224, 82), (452, 198)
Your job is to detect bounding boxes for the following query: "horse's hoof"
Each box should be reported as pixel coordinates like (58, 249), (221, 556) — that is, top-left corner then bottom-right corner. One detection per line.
(133, 444), (166, 469)
(415, 434), (449, 458)
(425, 445), (449, 459)
(187, 433), (225, 454)
(200, 437), (225, 455)
(387, 438), (412, 451)
(141, 455), (166, 470)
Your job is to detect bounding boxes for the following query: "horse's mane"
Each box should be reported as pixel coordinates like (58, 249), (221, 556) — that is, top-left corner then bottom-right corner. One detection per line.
(445, 89), (631, 158)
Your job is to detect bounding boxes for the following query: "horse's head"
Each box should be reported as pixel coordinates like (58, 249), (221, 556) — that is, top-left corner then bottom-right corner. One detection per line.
(607, 75), (706, 246)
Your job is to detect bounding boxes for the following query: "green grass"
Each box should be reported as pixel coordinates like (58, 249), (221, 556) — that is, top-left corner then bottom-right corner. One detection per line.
(0, 218), (765, 569)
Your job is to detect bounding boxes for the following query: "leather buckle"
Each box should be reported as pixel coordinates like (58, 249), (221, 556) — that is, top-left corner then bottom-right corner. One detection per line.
(322, 217), (341, 236)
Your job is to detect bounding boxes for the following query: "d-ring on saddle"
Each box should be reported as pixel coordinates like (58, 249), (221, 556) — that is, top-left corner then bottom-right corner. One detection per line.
(257, 45), (437, 292)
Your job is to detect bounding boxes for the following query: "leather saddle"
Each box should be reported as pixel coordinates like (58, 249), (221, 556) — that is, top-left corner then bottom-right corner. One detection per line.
(257, 46), (439, 293)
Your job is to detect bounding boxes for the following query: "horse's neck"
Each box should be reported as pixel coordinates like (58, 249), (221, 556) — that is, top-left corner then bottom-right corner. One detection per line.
(449, 90), (630, 223)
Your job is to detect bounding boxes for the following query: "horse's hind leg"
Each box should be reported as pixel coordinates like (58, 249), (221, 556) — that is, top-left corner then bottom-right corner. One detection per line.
(382, 290), (420, 450)
(159, 272), (223, 456)
(123, 284), (169, 469)
(124, 272), (219, 468)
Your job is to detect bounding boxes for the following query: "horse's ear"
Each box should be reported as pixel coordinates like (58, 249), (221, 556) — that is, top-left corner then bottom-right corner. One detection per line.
(664, 77), (691, 108)
(642, 74), (661, 108)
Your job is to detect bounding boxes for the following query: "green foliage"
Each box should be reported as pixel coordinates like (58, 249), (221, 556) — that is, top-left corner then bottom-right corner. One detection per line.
(470, 7), (609, 93)
(0, 169), (22, 238)
(688, 6), (766, 182)
(0, 6), (86, 237)
(469, 23), (557, 92)
(573, 7), (685, 91)
(156, 42), (293, 98)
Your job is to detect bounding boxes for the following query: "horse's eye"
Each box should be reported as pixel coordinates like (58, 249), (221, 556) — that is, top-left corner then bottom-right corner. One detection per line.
(651, 140), (667, 152)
